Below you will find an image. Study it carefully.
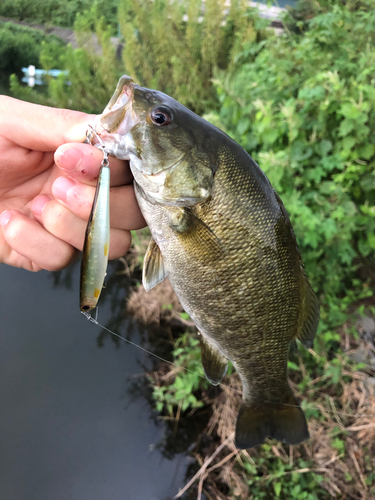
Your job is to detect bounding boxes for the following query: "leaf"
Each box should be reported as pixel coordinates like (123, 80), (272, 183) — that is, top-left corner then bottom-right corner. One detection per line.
(156, 402), (164, 412)
(339, 118), (354, 137)
(358, 143), (375, 160)
(175, 390), (187, 400)
(274, 482), (282, 497)
(368, 233), (375, 250)
(319, 140), (332, 157)
(288, 361), (300, 371)
(341, 136), (356, 152)
(340, 102), (361, 120)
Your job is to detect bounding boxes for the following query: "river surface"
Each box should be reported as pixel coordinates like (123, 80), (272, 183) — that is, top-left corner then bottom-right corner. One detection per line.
(0, 262), (187, 500)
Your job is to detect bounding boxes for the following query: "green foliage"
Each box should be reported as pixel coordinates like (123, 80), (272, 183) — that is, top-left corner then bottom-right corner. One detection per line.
(286, 0), (375, 34)
(0, 0), (120, 31)
(210, 3), (375, 342)
(152, 333), (208, 415)
(7, 0), (270, 115)
(118, 0), (269, 114)
(242, 451), (327, 499)
(44, 6), (122, 113)
(0, 22), (65, 75)
(8, 74), (51, 105)
(9, 6), (123, 113)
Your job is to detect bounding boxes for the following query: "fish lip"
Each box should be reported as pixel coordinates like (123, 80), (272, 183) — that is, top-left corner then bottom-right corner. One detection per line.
(140, 157), (184, 178)
(146, 192), (205, 206)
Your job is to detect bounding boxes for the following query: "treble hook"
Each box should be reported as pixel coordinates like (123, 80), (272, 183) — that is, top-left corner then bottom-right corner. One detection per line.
(85, 125), (110, 166)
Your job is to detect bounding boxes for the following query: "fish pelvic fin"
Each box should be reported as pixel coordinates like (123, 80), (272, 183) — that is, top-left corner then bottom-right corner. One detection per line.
(143, 237), (167, 291)
(199, 334), (228, 385)
(296, 279), (320, 349)
(235, 389), (309, 449)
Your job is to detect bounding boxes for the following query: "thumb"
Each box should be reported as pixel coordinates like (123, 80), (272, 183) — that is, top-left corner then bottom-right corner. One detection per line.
(0, 96), (95, 152)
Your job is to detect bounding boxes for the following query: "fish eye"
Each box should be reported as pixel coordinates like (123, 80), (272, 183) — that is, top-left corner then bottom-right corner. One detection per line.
(150, 106), (172, 126)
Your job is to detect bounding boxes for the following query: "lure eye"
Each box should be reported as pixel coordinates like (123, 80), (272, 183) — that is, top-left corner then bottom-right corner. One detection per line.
(150, 107), (172, 126)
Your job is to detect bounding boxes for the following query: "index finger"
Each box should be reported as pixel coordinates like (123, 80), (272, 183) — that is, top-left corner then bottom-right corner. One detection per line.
(0, 96), (94, 152)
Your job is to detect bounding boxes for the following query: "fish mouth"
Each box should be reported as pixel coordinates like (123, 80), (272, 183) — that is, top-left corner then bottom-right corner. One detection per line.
(86, 76), (140, 158)
(99, 75), (135, 134)
(86, 75), (137, 141)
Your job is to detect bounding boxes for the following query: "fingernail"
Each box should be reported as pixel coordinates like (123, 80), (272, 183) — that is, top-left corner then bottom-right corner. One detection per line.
(56, 146), (83, 171)
(0, 210), (11, 227)
(31, 195), (52, 216)
(52, 176), (77, 202)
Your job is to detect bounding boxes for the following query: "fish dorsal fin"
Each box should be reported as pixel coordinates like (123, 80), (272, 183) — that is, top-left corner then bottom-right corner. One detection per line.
(170, 208), (223, 262)
(199, 334), (228, 386)
(296, 278), (320, 349)
(142, 237), (167, 291)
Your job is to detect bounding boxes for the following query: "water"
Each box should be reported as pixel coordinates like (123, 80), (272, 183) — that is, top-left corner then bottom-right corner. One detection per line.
(0, 262), (188, 500)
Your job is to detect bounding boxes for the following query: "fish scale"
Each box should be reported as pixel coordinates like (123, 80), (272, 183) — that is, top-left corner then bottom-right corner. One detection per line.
(93, 75), (320, 449)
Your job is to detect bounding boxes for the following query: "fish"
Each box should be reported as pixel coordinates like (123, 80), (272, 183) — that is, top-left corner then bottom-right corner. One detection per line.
(80, 139), (110, 312)
(90, 75), (320, 449)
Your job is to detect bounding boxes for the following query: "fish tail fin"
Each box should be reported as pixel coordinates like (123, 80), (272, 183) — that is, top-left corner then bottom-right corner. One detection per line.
(235, 389), (309, 449)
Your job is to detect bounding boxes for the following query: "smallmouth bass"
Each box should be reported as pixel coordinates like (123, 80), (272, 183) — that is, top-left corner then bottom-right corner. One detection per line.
(90, 75), (320, 449)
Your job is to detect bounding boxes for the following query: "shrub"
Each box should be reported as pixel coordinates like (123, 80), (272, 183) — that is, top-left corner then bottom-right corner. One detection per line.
(209, 2), (375, 341)
(0, 0), (119, 32)
(9, 5), (123, 113)
(118, 0), (270, 114)
(10, 1), (272, 115)
(0, 22), (65, 76)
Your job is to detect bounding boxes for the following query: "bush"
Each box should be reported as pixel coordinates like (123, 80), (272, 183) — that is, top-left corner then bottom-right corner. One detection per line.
(209, 2), (375, 341)
(8, 5), (123, 113)
(43, 8), (123, 113)
(0, 22), (65, 76)
(10, 0), (272, 115)
(0, 0), (120, 32)
(118, 0), (270, 114)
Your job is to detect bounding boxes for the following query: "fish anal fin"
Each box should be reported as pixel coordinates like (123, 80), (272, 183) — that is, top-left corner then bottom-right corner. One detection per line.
(142, 237), (167, 292)
(296, 279), (320, 349)
(200, 334), (228, 386)
(170, 208), (223, 262)
(235, 389), (309, 449)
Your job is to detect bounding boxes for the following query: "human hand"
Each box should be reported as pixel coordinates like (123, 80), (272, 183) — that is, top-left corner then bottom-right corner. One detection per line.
(0, 96), (145, 272)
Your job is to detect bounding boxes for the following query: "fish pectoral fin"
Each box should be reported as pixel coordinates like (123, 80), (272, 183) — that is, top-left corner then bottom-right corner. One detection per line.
(296, 279), (320, 349)
(200, 334), (228, 385)
(235, 389), (309, 449)
(142, 237), (167, 291)
(170, 208), (223, 262)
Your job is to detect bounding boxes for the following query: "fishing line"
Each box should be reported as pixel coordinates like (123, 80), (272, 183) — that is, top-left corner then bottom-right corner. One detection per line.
(82, 312), (375, 418)
(82, 311), (201, 377)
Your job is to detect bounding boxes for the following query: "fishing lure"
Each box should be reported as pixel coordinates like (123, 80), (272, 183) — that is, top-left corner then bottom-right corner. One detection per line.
(80, 128), (110, 311)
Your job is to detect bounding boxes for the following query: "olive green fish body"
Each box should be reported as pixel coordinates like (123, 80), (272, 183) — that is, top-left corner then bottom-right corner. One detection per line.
(93, 76), (320, 449)
(136, 137), (315, 402)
